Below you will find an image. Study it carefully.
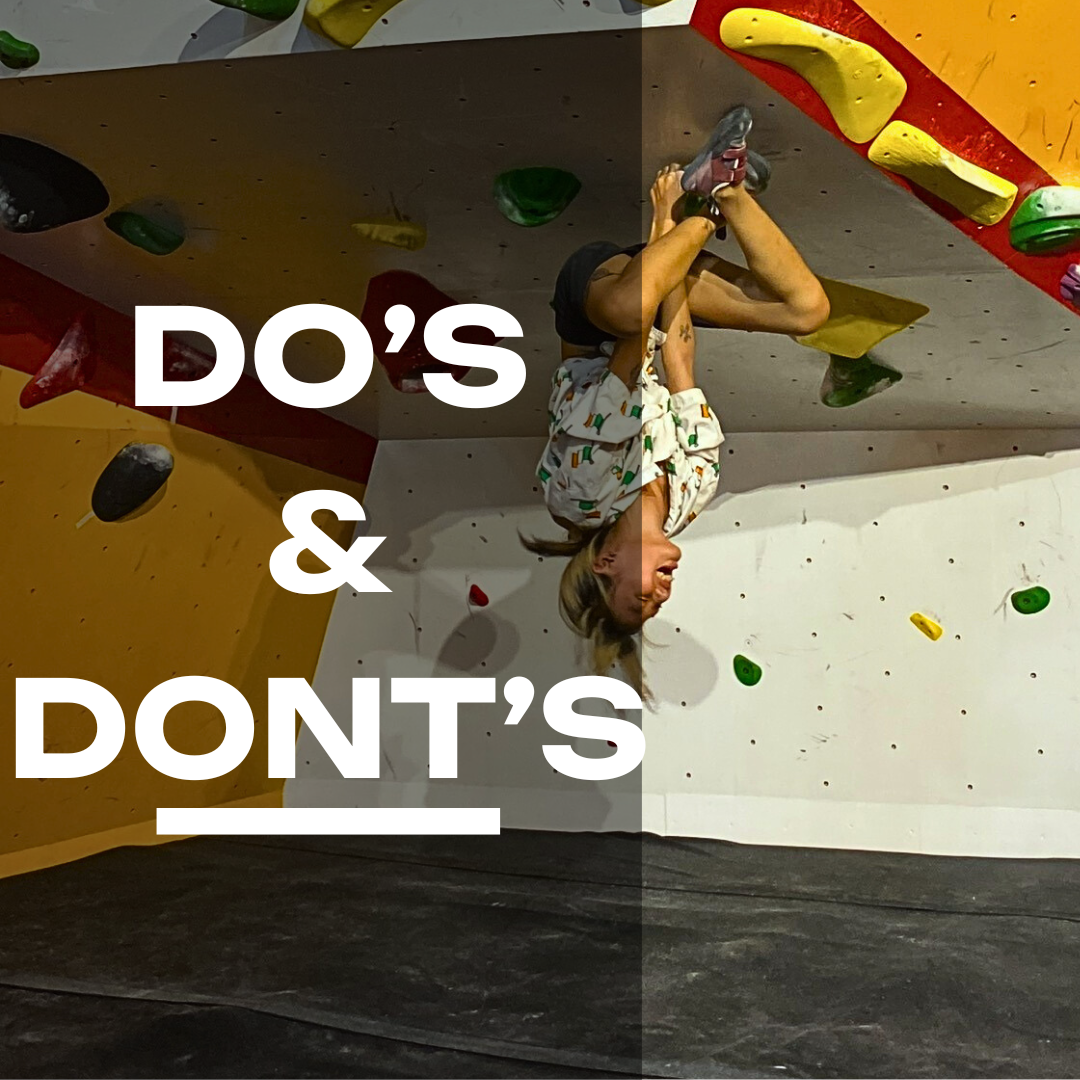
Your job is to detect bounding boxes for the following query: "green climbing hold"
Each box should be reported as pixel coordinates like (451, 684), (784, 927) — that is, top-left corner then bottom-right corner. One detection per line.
(733, 654), (762, 687)
(1009, 186), (1080, 255)
(210, 0), (300, 18)
(493, 168), (581, 227)
(0, 31), (39, 69)
(820, 353), (902, 408)
(105, 211), (184, 256)
(1011, 585), (1051, 615)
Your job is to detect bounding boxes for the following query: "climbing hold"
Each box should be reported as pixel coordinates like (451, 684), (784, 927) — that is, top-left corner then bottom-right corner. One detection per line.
(105, 211), (184, 256)
(361, 271), (499, 393)
(351, 219), (426, 251)
(910, 613), (943, 641)
(820, 353), (902, 408)
(211, 0), (300, 19)
(798, 276), (929, 359)
(1011, 586), (1051, 615)
(868, 122), (1018, 226)
(1010, 187), (1080, 255)
(0, 135), (109, 233)
(91, 443), (174, 523)
(0, 31), (39, 69)
(19, 312), (96, 409)
(719, 9), (906, 144)
(493, 168), (582, 227)
(606, 741), (618, 748)
(468, 584), (489, 607)
(733, 654), (762, 686)
(1061, 265), (1080, 308)
(303, 0), (406, 47)
(162, 337), (215, 381)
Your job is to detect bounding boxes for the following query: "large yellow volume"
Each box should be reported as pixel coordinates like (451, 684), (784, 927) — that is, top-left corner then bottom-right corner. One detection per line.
(304, 0), (406, 47)
(868, 122), (1018, 225)
(797, 276), (930, 359)
(719, 8), (907, 144)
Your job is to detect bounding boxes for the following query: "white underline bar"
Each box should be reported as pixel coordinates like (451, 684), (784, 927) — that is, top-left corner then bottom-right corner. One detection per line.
(156, 807), (501, 836)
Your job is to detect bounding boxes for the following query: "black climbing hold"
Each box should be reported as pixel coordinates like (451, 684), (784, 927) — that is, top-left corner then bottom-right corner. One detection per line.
(0, 31), (39, 69)
(211, 0), (301, 18)
(493, 168), (581, 227)
(820, 353), (902, 408)
(1011, 586), (1051, 615)
(105, 211), (184, 256)
(0, 134), (109, 233)
(733, 654), (762, 686)
(91, 443), (174, 522)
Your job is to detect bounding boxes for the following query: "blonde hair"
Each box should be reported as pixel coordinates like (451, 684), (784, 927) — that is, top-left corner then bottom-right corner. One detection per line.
(521, 523), (648, 703)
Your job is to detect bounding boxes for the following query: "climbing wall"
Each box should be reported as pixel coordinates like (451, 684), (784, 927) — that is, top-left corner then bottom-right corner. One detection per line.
(290, 427), (1080, 857)
(2, 26), (1077, 443)
(0, 0), (693, 78)
(0, 249), (374, 880)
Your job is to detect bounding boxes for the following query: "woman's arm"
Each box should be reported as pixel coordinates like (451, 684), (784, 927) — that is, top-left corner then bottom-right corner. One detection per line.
(657, 277), (696, 396)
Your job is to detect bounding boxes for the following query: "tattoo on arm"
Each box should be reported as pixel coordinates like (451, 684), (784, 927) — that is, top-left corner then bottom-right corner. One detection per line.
(679, 322), (692, 343)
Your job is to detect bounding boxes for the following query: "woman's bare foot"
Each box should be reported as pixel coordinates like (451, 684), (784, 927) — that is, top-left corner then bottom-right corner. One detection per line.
(649, 163), (683, 241)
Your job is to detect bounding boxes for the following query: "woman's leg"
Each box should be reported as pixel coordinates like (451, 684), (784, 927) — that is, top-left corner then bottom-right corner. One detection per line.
(582, 163), (717, 341)
(683, 186), (830, 337)
(584, 216), (716, 341)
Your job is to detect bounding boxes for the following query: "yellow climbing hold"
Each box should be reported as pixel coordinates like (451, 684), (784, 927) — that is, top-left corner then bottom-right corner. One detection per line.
(351, 219), (426, 251)
(910, 613), (943, 641)
(797, 276), (929, 359)
(304, 0), (406, 47)
(719, 9), (906, 144)
(868, 122), (1018, 225)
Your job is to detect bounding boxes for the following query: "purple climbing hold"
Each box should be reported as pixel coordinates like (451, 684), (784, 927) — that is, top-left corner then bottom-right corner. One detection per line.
(1060, 264), (1080, 309)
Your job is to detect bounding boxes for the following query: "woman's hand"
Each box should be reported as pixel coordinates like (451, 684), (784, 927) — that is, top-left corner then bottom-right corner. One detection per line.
(649, 163), (684, 243)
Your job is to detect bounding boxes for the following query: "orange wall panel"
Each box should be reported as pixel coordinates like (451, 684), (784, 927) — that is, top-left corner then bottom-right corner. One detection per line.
(857, 0), (1080, 184)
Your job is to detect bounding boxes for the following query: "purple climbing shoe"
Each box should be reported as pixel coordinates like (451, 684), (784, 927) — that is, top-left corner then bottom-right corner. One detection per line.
(682, 105), (752, 199)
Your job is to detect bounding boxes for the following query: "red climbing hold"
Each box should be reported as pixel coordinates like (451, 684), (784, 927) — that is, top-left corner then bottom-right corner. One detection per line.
(19, 311), (96, 409)
(360, 270), (499, 393)
(468, 584), (489, 607)
(607, 741), (617, 748)
(162, 337), (215, 382)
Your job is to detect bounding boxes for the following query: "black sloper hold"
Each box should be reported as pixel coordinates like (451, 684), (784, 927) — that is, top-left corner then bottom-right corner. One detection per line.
(0, 134), (109, 233)
(91, 443), (174, 522)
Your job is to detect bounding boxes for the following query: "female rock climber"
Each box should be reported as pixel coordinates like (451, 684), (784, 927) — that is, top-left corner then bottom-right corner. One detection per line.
(523, 106), (830, 691)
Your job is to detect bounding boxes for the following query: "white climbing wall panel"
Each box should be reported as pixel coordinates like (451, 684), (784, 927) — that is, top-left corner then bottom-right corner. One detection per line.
(289, 429), (1080, 857)
(5, 0), (694, 79)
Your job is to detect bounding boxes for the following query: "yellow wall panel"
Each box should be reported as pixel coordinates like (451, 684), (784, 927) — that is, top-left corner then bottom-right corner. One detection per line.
(858, 0), (1080, 184)
(0, 368), (365, 877)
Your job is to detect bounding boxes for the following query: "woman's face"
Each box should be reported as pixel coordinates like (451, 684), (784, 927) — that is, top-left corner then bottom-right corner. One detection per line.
(594, 533), (682, 630)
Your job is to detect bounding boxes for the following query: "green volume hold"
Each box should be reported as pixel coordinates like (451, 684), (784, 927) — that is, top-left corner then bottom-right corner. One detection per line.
(733, 654), (762, 686)
(210, 0), (301, 19)
(0, 31), (40, 69)
(493, 168), (581, 227)
(820, 353), (902, 408)
(105, 211), (184, 256)
(1011, 585), (1051, 615)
